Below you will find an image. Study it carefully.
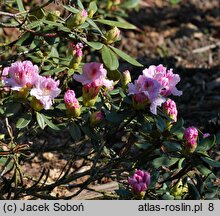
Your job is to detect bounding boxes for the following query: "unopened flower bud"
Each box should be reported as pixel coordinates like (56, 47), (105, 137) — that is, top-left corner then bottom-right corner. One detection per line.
(88, 9), (95, 18)
(69, 56), (82, 70)
(90, 111), (104, 127)
(163, 99), (178, 122)
(13, 87), (29, 99)
(66, 9), (88, 29)
(105, 27), (121, 44)
(30, 97), (44, 111)
(128, 170), (151, 198)
(183, 126), (198, 153)
(82, 84), (100, 107)
(46, 10), (61, 21)
(64, 90), (81, 118)
(121, 70), (131, 90)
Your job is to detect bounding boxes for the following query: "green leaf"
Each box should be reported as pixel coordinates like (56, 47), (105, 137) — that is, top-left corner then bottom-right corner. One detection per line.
(63, 5), (79, 14)
(201, 157), (220, 168)
(42, 67), (67, 75)
(16, 0), (25, 12)
(170, 118), (184, 139)
(155, 115), (166, 132)
(77, 0), (84, 9)
(95, 19), (136, 29)
(36, 112), (46, 129)
(16, 113), (32, 129)
(163, 141), (182, 152)
(109, 46), (143, 67)
(152, 156), (179, 169)
(69, 122), (81, 141)
(101, 45), (119, 70)
(43, 117), (60, 130)
(83, 41), (103, 50)
(16, 32), (35, 46)
(196, 135), (216, 152)
(121, 0), (140, 8)
(170, 0), (182, 5)
(88, 1), (97, 14)
(5, 103), (21, 117)
(86, 18), (103, 36)
(188, 183), (200, 199)
(196, 165), (215, 177)
(135, 143), (152, 150)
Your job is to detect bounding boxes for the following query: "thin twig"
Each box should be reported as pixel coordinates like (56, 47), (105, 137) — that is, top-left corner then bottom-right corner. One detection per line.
(192, 41), (220, 53)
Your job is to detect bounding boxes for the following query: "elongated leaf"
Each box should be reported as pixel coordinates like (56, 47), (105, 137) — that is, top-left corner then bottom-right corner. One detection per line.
(36, 112), (46, 129)
(152, 156), (179, 169)
(86, 18), (103, 36)
(42, 67), (67, 75)
(201, 157), (220, 167)
(16, 0), (25, 12)
(121, 0), (140, 8)
(69, 122), (81, 141)
(110, 46), (143, 67)
(196, 165), (215, 177)
(155, 115), (166, 132)
(196, 135), (216, 151)
(5, 102), (21, 117)
(77, 0), (84, 9)
(16, 113), (32, 129)
(63, 5), (79, 14)
(101, 45), (119, 70)
(43, 117), (60, 130)
(95, 19), (136, 29)
(163, 141), (182, 152)
(188, 183), (200, 199)
(83, 40), (103, 50)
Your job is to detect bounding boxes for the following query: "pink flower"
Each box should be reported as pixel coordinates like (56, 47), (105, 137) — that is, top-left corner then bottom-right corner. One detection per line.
(128, 170), (151, 195)
(128, 75), (165, 114)
(1, 67), (10, 91)
(2, 61), (39, 91)
(143, 64), (182, 97)
(64, 89), (80, 109)
(73, 62), (113, 88)
(163, 99), (178, 122)
(30, 76), (61, 110)
(82, 9), (88, 17)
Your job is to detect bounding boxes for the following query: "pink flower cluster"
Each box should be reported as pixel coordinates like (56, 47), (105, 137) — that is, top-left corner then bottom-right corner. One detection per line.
(128, 170), (151, 195)
(143, 64), (182, 97)
(73, 62), (113, 105)
(163, 99), (178, 122)
(30, 76), (61, 110)
(2, 61), (38, 91)
(183, 126), (198, 153)
(128, 64), (182, 114)
(2, 61), (61, 110)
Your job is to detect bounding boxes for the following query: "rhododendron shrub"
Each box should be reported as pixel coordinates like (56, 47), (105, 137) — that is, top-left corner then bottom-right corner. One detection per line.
(0, 0), (219, 200)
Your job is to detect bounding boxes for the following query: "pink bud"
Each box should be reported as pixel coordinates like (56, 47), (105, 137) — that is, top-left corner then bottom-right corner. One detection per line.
(90, 111), (105, 127)
(128, 170), (151, 195)
(183, 126), (198, 153)
(163, 99), (178, 122)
